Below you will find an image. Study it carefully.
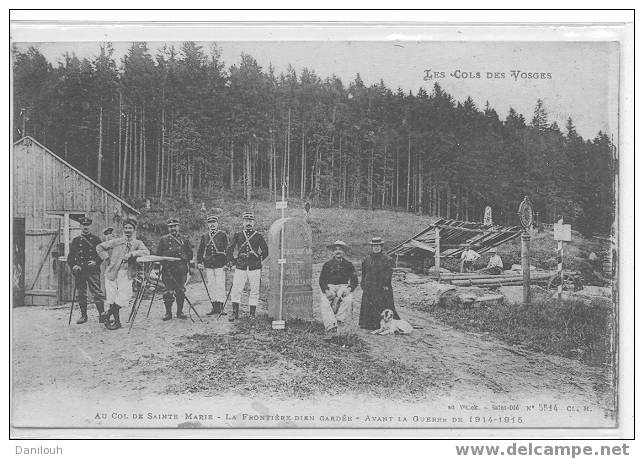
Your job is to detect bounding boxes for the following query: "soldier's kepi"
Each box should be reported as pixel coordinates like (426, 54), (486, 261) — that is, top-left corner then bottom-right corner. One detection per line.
(67, 217), (105, 324)
(196, 214), (229, 315)
(156, 218), (193, 321)
(225, 212), (269, 321)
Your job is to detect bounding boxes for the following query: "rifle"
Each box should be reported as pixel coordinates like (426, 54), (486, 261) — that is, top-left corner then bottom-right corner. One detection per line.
(219, 267), (234, 318)
(198, 267), (216, 311)
(162, 265), (203, 323)
(67, 284), (77, 326)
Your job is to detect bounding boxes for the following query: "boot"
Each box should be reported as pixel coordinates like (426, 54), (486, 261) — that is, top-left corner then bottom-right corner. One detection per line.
(206, 301), (218, 316)
(228, 303), (239, 322)
(102, 304), (114, 328)
(76, 304), (88, 324)
(162, 302), (173, 321)
(106, 305), (122, 330)
(249, 305), (256, 318)
(176, 303), (188, 320)
(96, 302), (106, 324)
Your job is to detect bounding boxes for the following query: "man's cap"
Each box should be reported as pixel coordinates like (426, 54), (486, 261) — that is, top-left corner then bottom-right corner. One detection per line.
(102, 226), (114, 235)
(206, 215), (219, 223)
(368, 237), (385, 245)
(489, 247), (497, 253)
(123, 218), (137, 229)
(327, 240), (349, 251)
(242, 212), (255, 220)
(167, 218), (179, 226)
(80, 217), (92, 226)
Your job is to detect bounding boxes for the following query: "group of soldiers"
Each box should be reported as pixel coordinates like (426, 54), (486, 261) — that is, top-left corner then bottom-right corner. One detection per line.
(68, 209), (400, 333)
(67, 211), (268, 330)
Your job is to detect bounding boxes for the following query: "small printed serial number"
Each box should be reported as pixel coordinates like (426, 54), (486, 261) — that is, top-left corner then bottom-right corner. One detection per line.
(469, 416), (524, 424)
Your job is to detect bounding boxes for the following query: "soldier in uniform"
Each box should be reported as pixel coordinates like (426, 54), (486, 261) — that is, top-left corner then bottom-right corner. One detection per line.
(196, 215), (229, 315)
(225, 212), (268, 321)
(156, 218), (193, 321)
(67, 217), (105, 324)
(359, 237), (400, 331)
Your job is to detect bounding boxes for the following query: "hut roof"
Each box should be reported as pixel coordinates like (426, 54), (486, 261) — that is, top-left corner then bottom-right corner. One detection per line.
(387, 218), (522, 258)
(14, 136), (139, 215)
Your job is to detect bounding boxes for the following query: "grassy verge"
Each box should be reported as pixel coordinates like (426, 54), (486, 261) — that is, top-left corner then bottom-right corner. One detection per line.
(423, 290), (614, 367)
(134, 190), (431, 262)
(166, 316), (440, 399)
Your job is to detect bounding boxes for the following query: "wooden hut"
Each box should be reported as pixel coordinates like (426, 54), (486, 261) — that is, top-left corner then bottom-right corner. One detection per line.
(12, 137), (139, 306)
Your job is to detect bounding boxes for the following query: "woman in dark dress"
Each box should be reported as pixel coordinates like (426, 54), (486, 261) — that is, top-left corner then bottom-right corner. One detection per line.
(359, 237), (400, 330)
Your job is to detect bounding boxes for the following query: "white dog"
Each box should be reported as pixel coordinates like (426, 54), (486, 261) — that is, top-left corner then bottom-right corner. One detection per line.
(371, 309), (413, 335)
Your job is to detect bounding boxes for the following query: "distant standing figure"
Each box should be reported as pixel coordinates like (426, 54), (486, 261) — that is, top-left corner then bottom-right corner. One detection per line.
(304, 201), (311, 218)
(460, 243), (480, 273)
(359, 237), (400, 331)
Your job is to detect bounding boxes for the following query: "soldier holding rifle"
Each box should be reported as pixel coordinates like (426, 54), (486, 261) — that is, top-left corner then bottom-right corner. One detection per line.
(225, 212), (268, 321)
(196, 215), (229, 316)
(157, 218), (193, 321)
(67, 217), (105, 324)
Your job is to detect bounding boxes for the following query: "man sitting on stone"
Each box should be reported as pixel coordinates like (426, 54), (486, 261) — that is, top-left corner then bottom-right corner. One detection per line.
(318, 240), (358, 332)
(481, 247), (504, 275)
(460, 243), (481, 273)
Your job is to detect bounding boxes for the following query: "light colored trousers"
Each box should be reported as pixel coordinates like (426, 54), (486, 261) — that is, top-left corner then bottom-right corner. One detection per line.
(319, 284), (354, 331)
(204, 267), (226, 302)
(105, 268), (133, 307)
(230, 268), (261, 306)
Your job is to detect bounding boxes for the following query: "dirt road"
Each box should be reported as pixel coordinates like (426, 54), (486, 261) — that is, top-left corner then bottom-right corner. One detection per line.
(12, 275), (615, 430)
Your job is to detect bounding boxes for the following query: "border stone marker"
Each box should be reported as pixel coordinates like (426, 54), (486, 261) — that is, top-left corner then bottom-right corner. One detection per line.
(268, 217), (313, 321)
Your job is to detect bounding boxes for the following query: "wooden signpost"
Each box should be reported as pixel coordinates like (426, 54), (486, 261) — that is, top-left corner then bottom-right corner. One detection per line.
(518, 196), (533, 306)
(553, 218), (572, 302)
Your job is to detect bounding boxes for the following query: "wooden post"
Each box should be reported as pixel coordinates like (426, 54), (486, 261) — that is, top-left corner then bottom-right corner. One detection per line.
(434, 226), (441, 278)
(557, 217), (564, 302)
(521, 232), (531, 306)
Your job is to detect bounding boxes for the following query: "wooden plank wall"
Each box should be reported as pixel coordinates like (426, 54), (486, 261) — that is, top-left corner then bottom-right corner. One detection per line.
(13, 142), (137, 306)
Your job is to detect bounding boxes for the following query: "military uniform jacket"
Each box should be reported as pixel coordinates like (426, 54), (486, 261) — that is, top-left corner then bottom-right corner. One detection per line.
(319, 258), (358, 292)
(157, 233), (193, 274)
(196, 230), (229, 269)
(226, 230), (268, 271)
(67, 233), (102, 272)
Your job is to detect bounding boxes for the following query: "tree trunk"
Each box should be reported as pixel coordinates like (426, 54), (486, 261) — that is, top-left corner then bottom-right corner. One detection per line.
(245, 143), (251, 202)
(140, 107), (145, 198)
(120, 113), (129, 196)
(269, 130), (274, 201)
(97, 106), (103, 184)
(300, 126), (305, 199)
(368, 148), (374, 210)
(417, 150), (423, 214)
(406, 134), (411, 211)
(286, 108), (291, 199)
(229, 139), (234, 190)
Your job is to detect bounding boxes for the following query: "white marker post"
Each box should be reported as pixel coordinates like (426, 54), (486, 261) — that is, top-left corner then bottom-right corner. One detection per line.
(553, 218), (572, 302)
(272, 183), (287, 330)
